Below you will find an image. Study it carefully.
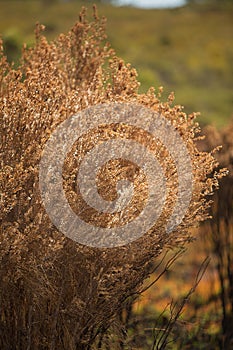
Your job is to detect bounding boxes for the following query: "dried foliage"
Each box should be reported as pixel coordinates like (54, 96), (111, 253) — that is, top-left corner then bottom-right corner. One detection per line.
(199, 121), (233, 348)
(0, 7), (225, 349)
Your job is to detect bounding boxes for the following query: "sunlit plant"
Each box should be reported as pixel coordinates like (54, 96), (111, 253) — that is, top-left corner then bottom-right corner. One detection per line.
(0, 7), (226, 349)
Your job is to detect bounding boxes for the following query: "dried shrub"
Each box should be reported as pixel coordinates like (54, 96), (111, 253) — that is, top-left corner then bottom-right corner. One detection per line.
(0, 7), (225, 349)
(199, 121), (233, 348)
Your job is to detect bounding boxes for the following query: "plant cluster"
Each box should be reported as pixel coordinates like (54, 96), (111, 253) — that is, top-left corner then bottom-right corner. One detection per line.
(0, 7), (225, 349)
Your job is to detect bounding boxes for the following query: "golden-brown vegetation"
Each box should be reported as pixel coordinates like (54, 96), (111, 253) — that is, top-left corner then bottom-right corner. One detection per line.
(0, 7), (227, 349)
(199, 121), (233, 348)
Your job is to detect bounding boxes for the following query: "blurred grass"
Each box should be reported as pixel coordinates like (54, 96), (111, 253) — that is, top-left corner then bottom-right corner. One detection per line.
(0, 0), (232, 127)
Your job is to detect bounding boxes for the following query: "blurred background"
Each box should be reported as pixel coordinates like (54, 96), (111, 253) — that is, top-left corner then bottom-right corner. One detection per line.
(1, 0), (232, 348)
(0, 0), (232, 127)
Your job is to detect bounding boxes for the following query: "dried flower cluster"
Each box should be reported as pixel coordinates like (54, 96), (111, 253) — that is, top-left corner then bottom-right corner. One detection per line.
(0, 7), (225, 349)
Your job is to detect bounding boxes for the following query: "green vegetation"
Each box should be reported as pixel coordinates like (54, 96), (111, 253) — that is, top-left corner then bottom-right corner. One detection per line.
(0, 0), (232, 127)
(0, 1), (233, 127)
